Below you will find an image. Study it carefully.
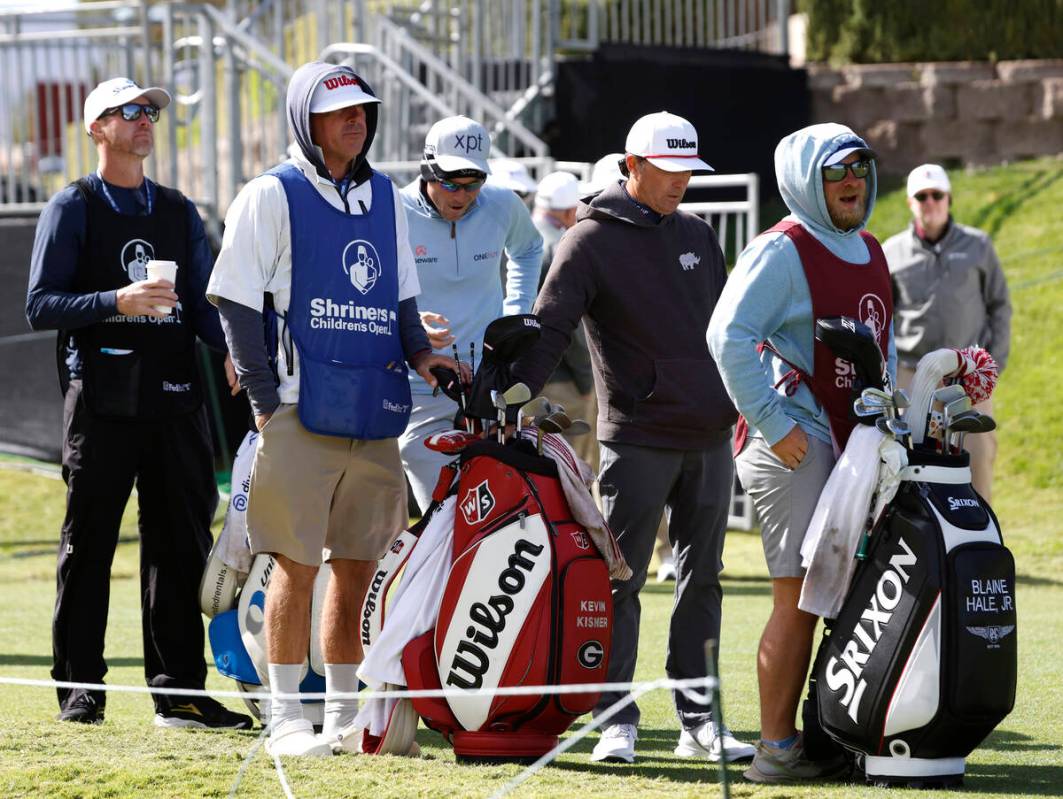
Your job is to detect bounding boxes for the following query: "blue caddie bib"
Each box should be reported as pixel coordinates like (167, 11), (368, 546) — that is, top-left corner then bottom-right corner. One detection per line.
(269, 164), (411, 439)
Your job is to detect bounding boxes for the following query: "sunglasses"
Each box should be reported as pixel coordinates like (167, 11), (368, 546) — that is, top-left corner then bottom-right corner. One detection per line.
(914, 191), (946, 203)
(822, 160), (872, 182)
(101, 103), (160, 123)
(436, 177), (485, 193)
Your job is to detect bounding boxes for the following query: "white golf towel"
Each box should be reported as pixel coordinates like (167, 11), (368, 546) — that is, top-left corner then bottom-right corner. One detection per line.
(356, 496), (456, 736)
(799, 425), (907, 619)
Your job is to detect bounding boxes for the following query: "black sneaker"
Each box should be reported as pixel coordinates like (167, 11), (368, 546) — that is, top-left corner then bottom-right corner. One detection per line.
(154, 695), (253, 730)
(57, 692), (105, 725)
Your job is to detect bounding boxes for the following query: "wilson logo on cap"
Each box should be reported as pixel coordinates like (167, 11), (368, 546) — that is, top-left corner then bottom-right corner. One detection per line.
(323, 74), (360, 91)
(666, 138), (696, 149)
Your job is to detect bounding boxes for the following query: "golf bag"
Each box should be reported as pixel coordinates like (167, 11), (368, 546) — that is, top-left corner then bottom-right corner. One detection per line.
(386, 437), (614, 762)
(811, 445), (1016, 786)
(199, 430), (330, 725)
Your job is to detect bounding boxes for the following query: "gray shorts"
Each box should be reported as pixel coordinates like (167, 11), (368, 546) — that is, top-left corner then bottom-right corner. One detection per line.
(734, 434), (834, 578)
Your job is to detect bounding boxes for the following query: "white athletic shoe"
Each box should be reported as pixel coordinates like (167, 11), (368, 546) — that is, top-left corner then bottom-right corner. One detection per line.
(656, 559), (677, 582)
(265, 718), (333, 757)
(590, 723), (637, 763)
(674, 721), (756, 763)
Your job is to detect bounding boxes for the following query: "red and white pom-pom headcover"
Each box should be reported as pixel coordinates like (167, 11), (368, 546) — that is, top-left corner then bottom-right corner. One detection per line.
(955, 345), (998, 404)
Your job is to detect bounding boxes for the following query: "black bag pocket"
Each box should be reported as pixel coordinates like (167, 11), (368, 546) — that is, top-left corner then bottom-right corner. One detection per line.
(946, 542), (1017, 719)
(81, 348), (142, 418)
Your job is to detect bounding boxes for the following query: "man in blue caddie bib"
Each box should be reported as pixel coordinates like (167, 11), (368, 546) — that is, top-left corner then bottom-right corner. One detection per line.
(208, 61), (458, 756)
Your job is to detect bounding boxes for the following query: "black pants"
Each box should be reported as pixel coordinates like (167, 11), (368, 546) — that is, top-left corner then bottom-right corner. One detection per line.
(52, 382), (216, 712)
(593, 437), (733, 729)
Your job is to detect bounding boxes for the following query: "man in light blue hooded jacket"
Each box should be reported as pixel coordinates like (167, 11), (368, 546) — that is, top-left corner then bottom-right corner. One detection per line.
(708, 123), (896, 783)
(399, 116), (543, 510)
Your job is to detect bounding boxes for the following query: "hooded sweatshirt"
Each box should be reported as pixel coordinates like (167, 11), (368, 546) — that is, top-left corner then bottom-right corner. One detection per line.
(707, 123), (897, 447)
(513, 179), (736, 450)
(207, 62), (425, 414)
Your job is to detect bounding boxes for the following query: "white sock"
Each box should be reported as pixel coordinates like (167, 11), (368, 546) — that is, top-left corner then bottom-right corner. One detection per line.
(267, 663), (305, 733)
(322, 663), (360, 739)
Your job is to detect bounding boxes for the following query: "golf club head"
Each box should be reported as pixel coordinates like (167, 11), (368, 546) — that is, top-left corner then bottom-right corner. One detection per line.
(490, 389), (506, 414)
(886, 418), (911, 438)
(853, 399), (883, 418)
(544, 410), (573, 430)
(861, 387), (893, 406)
(539, 417), (565, 434)
(932, 384), (967, 407)
(876, 417), (893, 436)
(944, 396), (972, 420)
(501, 382), (532, 407)
(565, 420), (592, 436)
(892, 389), (911, 410)
(520, 396), (552, 424)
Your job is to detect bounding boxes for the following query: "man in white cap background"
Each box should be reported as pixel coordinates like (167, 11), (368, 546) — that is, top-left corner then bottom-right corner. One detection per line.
(709, 123), (896, 782)
(883, 164), (1010, 500)
(208, 61), (458, 756)
(399, 115), (542, 511)
(512, 111), (753, 765)
(25, 77), (249, 729)
(531, 170), (597, 468)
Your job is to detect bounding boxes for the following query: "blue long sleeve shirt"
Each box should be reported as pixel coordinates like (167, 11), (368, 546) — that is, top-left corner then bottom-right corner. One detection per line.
(401, 179), (543, 396)
(25, 173), (225, 379)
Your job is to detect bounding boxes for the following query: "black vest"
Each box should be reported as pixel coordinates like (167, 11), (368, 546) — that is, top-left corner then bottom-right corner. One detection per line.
(71, 178), (202, 419)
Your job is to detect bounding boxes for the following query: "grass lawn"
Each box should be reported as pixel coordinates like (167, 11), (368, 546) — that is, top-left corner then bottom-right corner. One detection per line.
(0, 156), (1061, 797)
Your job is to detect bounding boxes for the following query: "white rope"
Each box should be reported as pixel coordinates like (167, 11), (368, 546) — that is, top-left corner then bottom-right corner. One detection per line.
(0, 674), (717, 703)
(227, 725), (270, 799)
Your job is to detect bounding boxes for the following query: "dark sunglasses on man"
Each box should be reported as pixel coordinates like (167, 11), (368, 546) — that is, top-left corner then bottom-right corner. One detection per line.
(914, 190), (946, 203)
(822, 159), (872, 182)
(101, 102), (161, 124)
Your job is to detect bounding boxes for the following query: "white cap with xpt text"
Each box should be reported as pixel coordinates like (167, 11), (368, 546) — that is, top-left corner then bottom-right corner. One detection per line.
(624, 111), (713, 173)
(424, 116), (492, 175)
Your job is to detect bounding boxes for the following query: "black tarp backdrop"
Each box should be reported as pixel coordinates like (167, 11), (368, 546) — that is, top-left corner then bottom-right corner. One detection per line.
(0, 214), (251, 464)
(552, 44), (810, 216)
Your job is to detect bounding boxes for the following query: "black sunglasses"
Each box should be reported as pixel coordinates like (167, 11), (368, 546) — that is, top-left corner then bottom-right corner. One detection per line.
(101, 103), (160, 123)
(914, 191), (946, 203)
(822, 159), (872, 182)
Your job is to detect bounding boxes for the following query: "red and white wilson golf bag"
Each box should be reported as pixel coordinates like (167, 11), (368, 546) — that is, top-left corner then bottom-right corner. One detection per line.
(376, 438), (614, 762)
(812, 447), (1016, 786)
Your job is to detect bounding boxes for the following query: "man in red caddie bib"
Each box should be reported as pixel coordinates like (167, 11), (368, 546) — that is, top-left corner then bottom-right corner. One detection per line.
(708, 123), (897, 783)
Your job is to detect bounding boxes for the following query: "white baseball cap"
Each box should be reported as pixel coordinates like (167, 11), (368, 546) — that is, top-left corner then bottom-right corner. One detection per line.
(83, 77), (170, 134)
(487, 158), (537, 194)
(624, 111), (713, 173)
(907, 163), (951, 197)
(309, 69), (380, 114)
(424, 116), (492, 175)
(579, 152), (626, 194)
(535, 171), (580, 210)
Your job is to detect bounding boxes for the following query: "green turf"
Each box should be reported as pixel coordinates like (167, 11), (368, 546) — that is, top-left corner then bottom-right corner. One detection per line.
(1, 156), (1061, 796)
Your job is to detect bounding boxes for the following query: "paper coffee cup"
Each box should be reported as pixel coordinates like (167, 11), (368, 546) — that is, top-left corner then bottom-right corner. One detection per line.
(145, 260), (178, 314)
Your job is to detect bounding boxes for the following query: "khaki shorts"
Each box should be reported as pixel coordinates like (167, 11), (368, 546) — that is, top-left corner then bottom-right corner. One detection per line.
(735, 434), (834, 578)
(247, 404), (407, 566)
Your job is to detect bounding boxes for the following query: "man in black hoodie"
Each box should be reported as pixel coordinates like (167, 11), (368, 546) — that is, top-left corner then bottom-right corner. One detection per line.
(513, 111), (753, 764)
(208, 61), (456, 756)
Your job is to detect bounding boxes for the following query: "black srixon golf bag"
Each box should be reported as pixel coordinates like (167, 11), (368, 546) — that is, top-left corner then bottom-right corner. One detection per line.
(812, 447), (1017, 786)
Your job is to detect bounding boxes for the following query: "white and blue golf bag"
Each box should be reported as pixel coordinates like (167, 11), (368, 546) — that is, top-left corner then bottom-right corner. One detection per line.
(198, 431), (330, 725)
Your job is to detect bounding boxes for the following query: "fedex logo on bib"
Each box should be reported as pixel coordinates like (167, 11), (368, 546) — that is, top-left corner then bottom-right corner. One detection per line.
(309, 238), (396, 336)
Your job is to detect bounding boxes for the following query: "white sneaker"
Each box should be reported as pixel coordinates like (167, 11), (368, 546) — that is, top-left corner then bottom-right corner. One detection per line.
(590, 723), (637, 763)
(675, 721), (756, 763)
(265, 718), (333, 757)
(656, 559), (677, 582)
